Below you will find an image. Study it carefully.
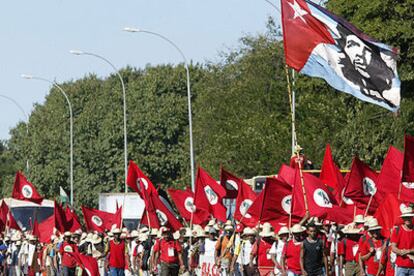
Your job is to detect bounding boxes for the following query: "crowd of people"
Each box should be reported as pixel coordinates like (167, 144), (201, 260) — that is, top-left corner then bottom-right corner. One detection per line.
(0, 206), (413, 276)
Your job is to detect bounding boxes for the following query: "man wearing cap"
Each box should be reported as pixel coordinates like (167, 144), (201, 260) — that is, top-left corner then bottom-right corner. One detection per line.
(360, 218), (388, 276)
(338, 225), (362, 276)
(270, 226), (290, 275)
(281, 224), (306, 276)
(216, 223), (235, 275)
(152, 227), (183, 276)
(59, 232), (78, 276)
(106, 228), (129, 276)
(252, 223), (276, 276)
(300, 223), (328, 276)
(232, 227), (257, 275)
(391, 206), (414, 276)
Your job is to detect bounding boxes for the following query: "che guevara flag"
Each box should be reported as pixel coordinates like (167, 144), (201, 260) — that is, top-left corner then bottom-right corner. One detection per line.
(12, 172), (43, 204)
(281, 0), (400, 111)
(194, 167), (227, 222)
(167, 188), (209, 225)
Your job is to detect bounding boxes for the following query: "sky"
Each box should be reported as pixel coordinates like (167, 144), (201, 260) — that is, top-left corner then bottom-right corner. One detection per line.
(0, 0), (281, 140)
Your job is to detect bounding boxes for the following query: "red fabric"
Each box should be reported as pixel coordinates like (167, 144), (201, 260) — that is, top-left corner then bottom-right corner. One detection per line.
(289, 155), (306, 170)
(283, 240), (302, 273)
(54, 202), (82, 233)
(281, 0), (335, 71)
(360, 239), (384, 275)
(142, 191), (183, 231)
(344, 157), (380, 214)
(68, 252), (99, 276)
(194, 167), (227, 222)
(11, 172), (43, 204)
(65, 207), (82, 232)
(249, 177), (296, 225)
(167, 188), (209, 225)
(220, 167), (240, 199)
(401, 135), (414, 201)
(391, 225), (414, 268)
(37, 215), (55, 243)
(0, 201), (21, 230)
(153, 238), (182, 264)
(257, 239), (274, 267)
(377, 146), (403, 195)
(277, 164), (296, 186)
(126, 160), (158, 200)
(320, 144), (346, 203)
(232, 171), (257, 226)
(82, 206), (122, 232)
(60, 241), (78, 268)
(374, 194), (403, 238)
(337, 238), (359, 262)
(108, 240), (126, 269)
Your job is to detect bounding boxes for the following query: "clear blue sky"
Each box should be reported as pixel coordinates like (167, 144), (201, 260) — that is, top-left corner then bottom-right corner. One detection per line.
(0, 0), (281, 140)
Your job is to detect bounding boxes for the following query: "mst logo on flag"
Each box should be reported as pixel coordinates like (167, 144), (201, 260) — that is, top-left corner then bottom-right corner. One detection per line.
(281, 0), (401, 111)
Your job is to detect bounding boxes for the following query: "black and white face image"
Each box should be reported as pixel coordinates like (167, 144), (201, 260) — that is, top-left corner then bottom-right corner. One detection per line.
(344, 34), (372, 79)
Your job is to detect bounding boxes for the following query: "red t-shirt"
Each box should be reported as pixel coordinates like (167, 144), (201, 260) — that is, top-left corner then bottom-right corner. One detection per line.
(337, 238), (359, 262)
(391, 225), (414, 268)
(283, 240), (302, 274)
(59, 241), (78, 268)
(360, 239), (385, 275)
(380, 243), (393, 276)
(108, 240), (126, 269)
(153, 238), (182, 264)
(255, 239), (274, 268)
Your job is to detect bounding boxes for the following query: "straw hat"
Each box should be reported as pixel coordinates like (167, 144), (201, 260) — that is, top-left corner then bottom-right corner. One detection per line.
(400, 206), (414, 218)
(91, 234), (102, 244)
(138, 233), (148, 242)
(150, 228), (158, 236)
(140, 226), (149, 234)
(224, 224), (234, 231)
(207, 219), (216, 227)
(112, 228), (122, 234)
(367, 218), (382, 231)
(278, 226), (290, 236)
(242, 227), (256, 236)
(28, 235), (38, 241)
(64, 231), (72, 237)
(173, 231), (180, 240)
(364, 216), (374, 226)
(80, 232), (87, 241)
(260, 223), (275, 237)
(183, 228), (193, 238)
(342, 224), (362, 235)
(354, 215), (365, 224)
(130, 230), (139, 238)
(16, 241), (22, 246)
(291, 224), (306, 234)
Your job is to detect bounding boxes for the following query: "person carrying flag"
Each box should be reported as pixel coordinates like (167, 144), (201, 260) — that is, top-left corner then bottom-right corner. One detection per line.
(281, 224), (306, 276)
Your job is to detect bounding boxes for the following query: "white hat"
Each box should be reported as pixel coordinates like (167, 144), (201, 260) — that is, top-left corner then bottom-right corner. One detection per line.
(112, 228), (122, 234)
(367, 218), (382, 231)
(173, 231), (180, 240)
(64, 231), (72, 237)
(224, 224), (234, 231)
(138, 233), (148, 242)
(354, 215), (365, 224)
(16, 241), (22, 246)
(150, 228), (158, 236)
(140, 226), (149, 234)
(183, 228), (193, 238)
(242, 227), (256, 236)
(130, 230), (139, 238)
(291, 224), (306, 234)
(91, 234), (102, 244)
(278, 226), (290, 236)
(86, 233), (94, 243)
(364, 216), (374, 226)
(342, 224), (362, 235)
(80, 232), (87, 241)
(207, 219), (216, 227)
(401, 206), (414, 218)
(260, 223), (275, 237)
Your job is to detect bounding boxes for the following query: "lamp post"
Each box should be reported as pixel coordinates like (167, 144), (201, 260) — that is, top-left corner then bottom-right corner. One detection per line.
(0, 94), (30, 173)
(21, 74), (74, 206)
(70, 50), (128, 193)
(123, 27), (196, 192)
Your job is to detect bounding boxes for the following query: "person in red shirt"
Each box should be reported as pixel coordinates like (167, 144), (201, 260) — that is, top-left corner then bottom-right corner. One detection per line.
(337, 224), (362, 276)
(251, 223), (276, 276)
(59, 232), (78, 276)
(106, 228), (128, 276)
(391, 206), (414, 276)
(281, 224), (306, 276)
(152, 227), (183, 276)
(360, 219), (387, 276)
(290, 145), (314, 170)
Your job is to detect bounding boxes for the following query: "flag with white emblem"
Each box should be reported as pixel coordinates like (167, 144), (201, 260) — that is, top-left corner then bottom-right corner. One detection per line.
(12, 172), (43, 204)
(281, 0), (400, 111)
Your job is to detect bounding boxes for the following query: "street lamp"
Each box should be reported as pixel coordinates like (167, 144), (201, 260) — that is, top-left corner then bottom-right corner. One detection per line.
(21, 74), (74, 206)
(70, 50), (128, 193)
(0, 94), (30, 173)
(123, 27), (196, 192)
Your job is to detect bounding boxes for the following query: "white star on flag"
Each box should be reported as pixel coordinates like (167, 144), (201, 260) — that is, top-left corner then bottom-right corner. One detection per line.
(288, 0), (308, 23)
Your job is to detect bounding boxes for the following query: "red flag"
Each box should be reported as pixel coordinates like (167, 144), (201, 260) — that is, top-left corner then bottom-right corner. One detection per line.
(374, 194), (404, 238)
(168, 188), (209, 225)
(344, 157), (381, 214)
(194, 167), (227, 222)
(82, 206), (122, 233)
(126, 160), (158, 197)
(0, 201), (21, 230)
(36, 215), (55, 243)
(54, 201), (72, 233)
(68, 252), (99, 276)
(377, 146), (404, 196)
(232, 172), (257, 225)
(248, 178), (295, 225)
(277, 164), (296, 186)
(11, 172), (43, 204)
(142, 192), (183, 231)
(320, 144), (345, 192)
(401, 135), (414, 200)
(220, 168), (240, 198)
(292, 170), (352, 224)
(65, 207), (82, 232)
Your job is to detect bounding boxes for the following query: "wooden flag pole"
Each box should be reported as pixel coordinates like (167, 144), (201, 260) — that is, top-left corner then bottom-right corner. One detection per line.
(364, 194), (375, 217)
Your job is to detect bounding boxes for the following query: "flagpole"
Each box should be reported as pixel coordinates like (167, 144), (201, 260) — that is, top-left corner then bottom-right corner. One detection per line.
(364, 194), (374, 217)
